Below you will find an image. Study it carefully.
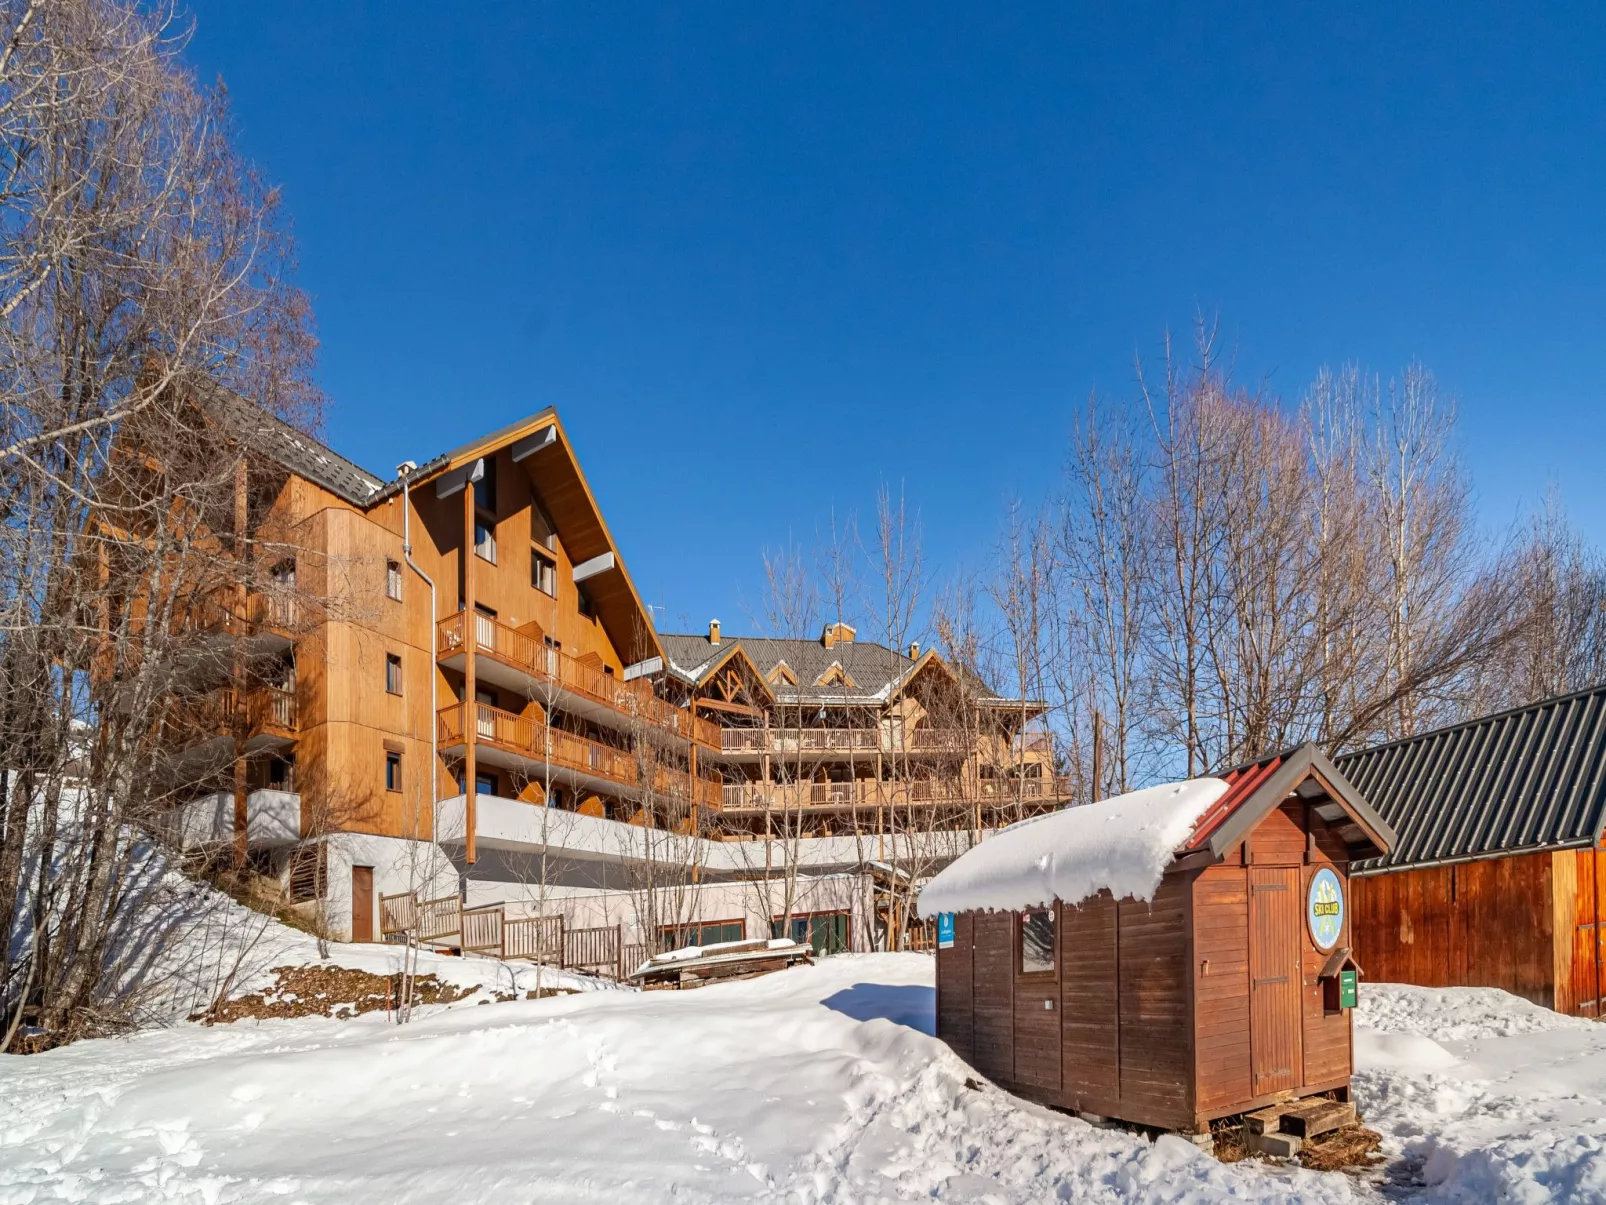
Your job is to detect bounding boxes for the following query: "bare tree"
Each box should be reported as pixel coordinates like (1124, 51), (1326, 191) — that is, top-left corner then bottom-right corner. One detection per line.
(0, 0), (319, 1048)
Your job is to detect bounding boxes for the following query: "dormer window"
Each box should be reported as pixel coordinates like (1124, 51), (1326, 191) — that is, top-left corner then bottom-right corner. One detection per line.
(815, 662), (857, 689)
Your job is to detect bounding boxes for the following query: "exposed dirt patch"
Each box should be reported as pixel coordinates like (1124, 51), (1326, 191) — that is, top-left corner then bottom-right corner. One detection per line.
(1300, 1125), (1384, 1172)
(193, 965), (475, 1023)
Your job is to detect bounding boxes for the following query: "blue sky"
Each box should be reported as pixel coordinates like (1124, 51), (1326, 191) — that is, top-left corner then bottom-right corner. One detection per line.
(186, 3), (1606, 636)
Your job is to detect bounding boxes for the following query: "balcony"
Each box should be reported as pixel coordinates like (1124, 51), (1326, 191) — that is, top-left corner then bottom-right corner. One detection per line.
(711, 725), (972, 760)
(437, 700), (722, 810)
(189, 585), (298, 655)
(718, 773), (1073, 814)
(437, 611), (718, 747)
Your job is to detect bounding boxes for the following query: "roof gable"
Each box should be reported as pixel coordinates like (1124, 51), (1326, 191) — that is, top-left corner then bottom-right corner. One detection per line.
(1185, 743), (1395, 863)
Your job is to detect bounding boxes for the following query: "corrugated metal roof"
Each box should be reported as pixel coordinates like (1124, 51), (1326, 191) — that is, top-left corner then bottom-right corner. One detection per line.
(1335, 684), (1606, 874)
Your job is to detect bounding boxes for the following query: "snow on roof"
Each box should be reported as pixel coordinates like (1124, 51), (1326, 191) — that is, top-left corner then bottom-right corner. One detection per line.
(917, 777), (1229, 917)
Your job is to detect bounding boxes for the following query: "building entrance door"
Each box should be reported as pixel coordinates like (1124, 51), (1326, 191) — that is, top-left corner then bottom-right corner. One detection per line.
(351, 865), (375, 942)
(1249, 867), (1301, 1097)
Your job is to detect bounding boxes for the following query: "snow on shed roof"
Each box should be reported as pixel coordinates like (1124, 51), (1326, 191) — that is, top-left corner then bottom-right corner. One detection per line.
(917, 778), (1229, 917)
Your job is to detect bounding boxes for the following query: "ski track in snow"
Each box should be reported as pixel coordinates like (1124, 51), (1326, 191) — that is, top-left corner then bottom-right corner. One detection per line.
(4, 955), (1606, 1203)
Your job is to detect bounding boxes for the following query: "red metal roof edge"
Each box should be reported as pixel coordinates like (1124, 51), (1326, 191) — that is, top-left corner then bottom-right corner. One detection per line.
(1183, 754), (1284, 852)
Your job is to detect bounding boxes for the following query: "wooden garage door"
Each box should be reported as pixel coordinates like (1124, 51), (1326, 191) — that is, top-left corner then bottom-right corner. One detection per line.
(1249, 867), (1301, 1097)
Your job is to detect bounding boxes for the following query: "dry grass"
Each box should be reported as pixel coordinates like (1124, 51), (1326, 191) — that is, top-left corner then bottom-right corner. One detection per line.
(192, 965), (474, 1023)
(1300, 1125), (1384, 1172)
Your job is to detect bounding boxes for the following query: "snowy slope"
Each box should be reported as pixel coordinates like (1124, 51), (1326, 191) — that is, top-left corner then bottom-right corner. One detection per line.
(110, 869), (608, 1025)
(5, 955), (1606, 1203)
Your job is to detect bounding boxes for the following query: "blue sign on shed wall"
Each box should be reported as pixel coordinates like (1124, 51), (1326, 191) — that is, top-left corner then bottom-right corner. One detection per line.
(937, 912), (955, 949)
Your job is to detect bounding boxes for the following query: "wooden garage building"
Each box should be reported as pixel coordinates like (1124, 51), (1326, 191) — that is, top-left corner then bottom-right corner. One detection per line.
(922, 744), (1395, 1136)
(1336, 684), (1606, 1016)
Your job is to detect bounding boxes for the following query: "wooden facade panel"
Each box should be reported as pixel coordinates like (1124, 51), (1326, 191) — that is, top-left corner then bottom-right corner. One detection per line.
(1117, 882), (1190, 1127)
(1300, 861), (1354, 1087)
(1061, 894), (1119, 1109)
(1249, 804), (1308, 866)
(936, 912), (975, 1063)
(972, 911), (1014, 1083)
(1192, 866), (1251, 1112)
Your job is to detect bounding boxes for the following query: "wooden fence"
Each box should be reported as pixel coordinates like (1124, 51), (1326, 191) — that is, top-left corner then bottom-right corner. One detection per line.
(378, 891), (637, 980)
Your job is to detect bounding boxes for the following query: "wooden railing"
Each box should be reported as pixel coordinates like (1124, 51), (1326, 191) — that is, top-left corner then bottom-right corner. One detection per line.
(437, 701), (722, 809)
(564, 924), (622, 976)
(461, 904), (505, 955)
(437, 610), (719, 746)
(247, 685), (296, 733)
(378, 895), (640, 980)
(718, 774), (1072, 811)
(504, 915), (564, 962)
(720, 727), (880, 754)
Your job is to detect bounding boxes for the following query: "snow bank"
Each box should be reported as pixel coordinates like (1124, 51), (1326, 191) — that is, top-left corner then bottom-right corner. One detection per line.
(918, 778), (1227, 916)
(1354, 982), (1606, 1203)
(1356, 982), (1592, 1042)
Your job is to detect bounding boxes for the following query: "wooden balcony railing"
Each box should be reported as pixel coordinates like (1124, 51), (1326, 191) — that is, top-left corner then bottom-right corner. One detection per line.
(246, 685), (297, 733)
(719, 774), (1071, 811)
(437, 610), (718, 746)
(437, 701), (722, 809)
(720, 727), (880, 754)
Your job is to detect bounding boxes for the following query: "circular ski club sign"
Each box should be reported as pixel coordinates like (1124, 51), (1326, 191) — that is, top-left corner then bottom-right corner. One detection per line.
(1307, 866), (1344, 951)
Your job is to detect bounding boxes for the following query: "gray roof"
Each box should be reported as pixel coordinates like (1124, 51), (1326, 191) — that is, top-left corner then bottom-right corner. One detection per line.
(1335, 684), (1606, 874)
(661, 632), (922, 704)
(201, 383), (386, 506)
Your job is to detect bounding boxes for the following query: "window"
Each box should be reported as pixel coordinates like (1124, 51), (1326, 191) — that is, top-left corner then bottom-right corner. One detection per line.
(473, 457), (497, 514)
(531, 546), (556, 596)
(659, 920), (744, 951)
(1020, 908), (1055, 974)
(385, 653), (402, 695)
(453, 768), (499, 796)
(474, 519), (498, 564)
(531, 499), (556, 550)
(270, 558), (296, 589)
(772, 912), (850, 956)
(577, 584), (594, 618)
(386, 560), (403, 601)
(385, 750), (402, 792)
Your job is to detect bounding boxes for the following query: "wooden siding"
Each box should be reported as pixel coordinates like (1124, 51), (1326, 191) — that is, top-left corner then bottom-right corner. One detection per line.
(1116, 879), (1191, 1129)
(1192, 865), (1251, 1113)
(935, 912), (975, 1065)
(1300, 862), (1352, 1087)
(1061, 893), (1120, 1111)
(971, 911), (1014, 1083)
(1351, 850), (1562, 1010)
(1014, 915), (1062, 1093)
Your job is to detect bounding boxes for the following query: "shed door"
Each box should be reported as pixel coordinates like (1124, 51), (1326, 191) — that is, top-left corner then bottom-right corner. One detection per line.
(351, 866), (374, 943)
(1249, 867), (1301, 1097)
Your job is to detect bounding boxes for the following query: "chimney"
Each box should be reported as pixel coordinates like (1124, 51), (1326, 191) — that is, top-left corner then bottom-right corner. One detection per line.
(822, 620), (856, 649)
(709, 619), (721, 645)
(908, 641), (920, 659)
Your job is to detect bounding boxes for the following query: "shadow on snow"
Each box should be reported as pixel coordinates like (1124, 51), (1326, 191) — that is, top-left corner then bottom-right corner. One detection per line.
(821, 982), (935, 1034)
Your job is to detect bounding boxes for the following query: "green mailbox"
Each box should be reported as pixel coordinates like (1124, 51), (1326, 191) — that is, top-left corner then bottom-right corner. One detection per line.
(1338, 968), (1358, 1010)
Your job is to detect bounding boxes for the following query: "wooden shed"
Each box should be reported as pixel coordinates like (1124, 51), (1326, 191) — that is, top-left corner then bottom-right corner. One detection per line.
(922, 743), (1395, 1137)
(1336, 685), (1606, 1016)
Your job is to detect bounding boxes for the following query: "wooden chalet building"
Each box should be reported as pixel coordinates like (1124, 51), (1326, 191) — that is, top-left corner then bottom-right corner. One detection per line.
(1336, 684), (1606, 1016)
(152, 397), (1073, 954)
(923, 744), (1394, 1137)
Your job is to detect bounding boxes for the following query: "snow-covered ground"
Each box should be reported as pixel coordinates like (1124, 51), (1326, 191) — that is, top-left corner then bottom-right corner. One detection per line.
(4, 953), (1606, 1203)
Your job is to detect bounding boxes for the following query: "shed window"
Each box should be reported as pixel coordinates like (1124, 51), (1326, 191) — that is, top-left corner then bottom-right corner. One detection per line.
(1020, 908), (1055, 974)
